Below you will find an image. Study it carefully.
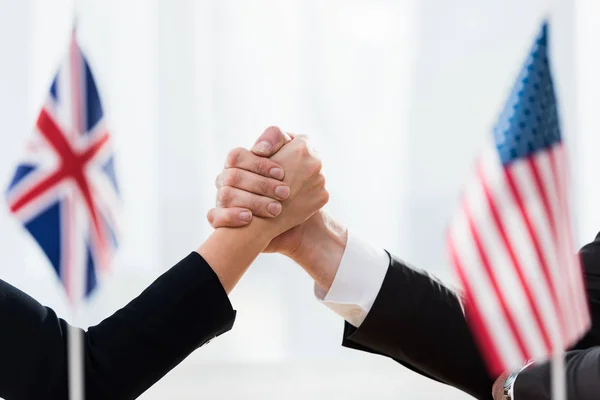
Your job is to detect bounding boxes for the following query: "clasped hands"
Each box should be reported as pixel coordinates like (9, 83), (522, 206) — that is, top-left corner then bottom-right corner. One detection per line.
(207, 126), (348, 291)
(204, 126), (519, 400)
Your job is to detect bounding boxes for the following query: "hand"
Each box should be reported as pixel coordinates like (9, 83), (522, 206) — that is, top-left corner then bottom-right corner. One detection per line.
(207, 127), (347, 290)
(264, 134), (330, 236)
(210, 128), (292, 226)
(207, 127), (316, 255)
(492, 372), (508, 400)
(209, 126), (329, 238)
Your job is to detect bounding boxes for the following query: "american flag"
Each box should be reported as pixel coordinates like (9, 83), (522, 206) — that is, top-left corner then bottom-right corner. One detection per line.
(6, 30), (119, 304)
(447, 22), (590, 375)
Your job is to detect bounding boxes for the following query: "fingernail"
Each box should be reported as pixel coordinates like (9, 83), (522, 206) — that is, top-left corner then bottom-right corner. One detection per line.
(270, 167), (284, 180)
(252, 141), (272, 155)
(274, 185), (290, 199)
(239, 211), (252, 222)
(267, 202), (282, 216)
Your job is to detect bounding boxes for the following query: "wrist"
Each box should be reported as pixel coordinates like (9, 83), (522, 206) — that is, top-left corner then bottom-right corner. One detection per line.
(287, 211), (347, 291)
(492, 372), (510, 400)
(197, 218), (277, 293)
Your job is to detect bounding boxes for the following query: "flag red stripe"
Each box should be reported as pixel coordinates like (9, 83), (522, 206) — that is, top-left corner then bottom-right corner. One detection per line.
(548, 145), (581, 340)
(10, 170), (67, 213)
(449, 238), (505, 374)
(553, 147), (590, 338)
(503, 167), (562, 347)
(70, 32), (83, 137)
(81, 132), (110, 164)
(525, 155), (568, 342)
(38, 109), (78, 165)
(546, 148), (576, 334)
(526, 156), (558, 251)
(464, 202), (528, 359)
(449, 238), (505, 376)
(561, 151), (592, 338)
(36, 109), (109, 273)
(477, 163), (553, 354)
(81, 133), (112, 273)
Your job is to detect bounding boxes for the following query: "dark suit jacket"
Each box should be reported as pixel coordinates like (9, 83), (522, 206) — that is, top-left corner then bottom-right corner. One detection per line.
(0, 252), (236, 400)
(514, 347), (600, 400)
(341, 233), (600, 400)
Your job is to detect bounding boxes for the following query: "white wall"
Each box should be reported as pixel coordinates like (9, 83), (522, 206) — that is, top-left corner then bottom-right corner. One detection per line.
(0, 0), (586, 399)
(574, 0), (600, 243)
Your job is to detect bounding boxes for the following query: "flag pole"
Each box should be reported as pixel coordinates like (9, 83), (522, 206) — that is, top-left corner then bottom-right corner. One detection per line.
(68, 306), (84, 400)
(68, 1), (85, 397)
(551, 351), (566, 400)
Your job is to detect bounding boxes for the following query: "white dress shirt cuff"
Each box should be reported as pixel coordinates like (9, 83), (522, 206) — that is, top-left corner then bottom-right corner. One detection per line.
(315, 232), (390, 327)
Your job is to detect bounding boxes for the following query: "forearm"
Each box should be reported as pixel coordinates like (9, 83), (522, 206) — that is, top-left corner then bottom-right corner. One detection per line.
(85, 252), (236, 399)
(0, 243), (261, 400)
(288, 211), (348, 291)
(0, 279), (67, 399)
(1, 256), (235, 400)
(198, 217), (279, 293)
(82, 217), (280, 399)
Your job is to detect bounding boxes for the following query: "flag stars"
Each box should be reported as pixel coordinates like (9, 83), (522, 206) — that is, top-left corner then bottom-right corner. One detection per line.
(493, 23), (561, 165)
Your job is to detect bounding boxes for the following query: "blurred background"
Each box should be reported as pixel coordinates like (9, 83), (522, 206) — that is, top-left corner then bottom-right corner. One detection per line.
(1, 0), (599, 399)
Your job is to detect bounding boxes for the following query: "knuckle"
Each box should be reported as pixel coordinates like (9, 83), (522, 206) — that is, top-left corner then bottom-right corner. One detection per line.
(294, 143), (310, 158)
(314, 158), (323, 172)
(316, 173), (326, 187)
(309, 158), (322, 175)
(226, 147), (245, 167)
(321, 190), (330, 205)
(206, 209), (216, 225)
(264, 125), (284, 137)
(259, 179), (271, 195)
(224, 169), (239, 186)
(223, 210), (237, 223)
(316, 187), (329, 206)
(253, 197), (268, 214)
(252, 157), (266, 174)
(217, 186), (233, 205)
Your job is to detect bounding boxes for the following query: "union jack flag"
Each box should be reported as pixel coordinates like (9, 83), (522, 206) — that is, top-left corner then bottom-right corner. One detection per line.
(6, 30), (119, 304)
(447, 22), (590, 376)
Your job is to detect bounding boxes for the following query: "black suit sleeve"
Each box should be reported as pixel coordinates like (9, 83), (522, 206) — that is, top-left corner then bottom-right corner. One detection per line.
(341, 255), (494, 400)
(513, 347), (600, 400)
(572, 237), (600, 350)
(341, 232), (600, 400)
(0, 252), (236, 400)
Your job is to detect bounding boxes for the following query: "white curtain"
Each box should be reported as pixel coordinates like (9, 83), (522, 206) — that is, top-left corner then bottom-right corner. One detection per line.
(0, 0), (587, 399)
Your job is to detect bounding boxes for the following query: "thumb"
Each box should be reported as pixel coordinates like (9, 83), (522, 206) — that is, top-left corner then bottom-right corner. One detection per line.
(251, 126), (292, 156)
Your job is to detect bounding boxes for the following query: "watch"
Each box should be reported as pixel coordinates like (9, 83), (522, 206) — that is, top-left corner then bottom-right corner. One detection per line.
(503, 370), (519, 400)
(503, 361), (534, 400)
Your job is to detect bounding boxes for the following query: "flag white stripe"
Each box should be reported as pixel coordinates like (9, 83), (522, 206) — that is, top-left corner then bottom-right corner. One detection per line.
(550, 146), (578, 338)
(534, 149), (577, 339)
(510, 156), (564, 349)
(451, 212), (523, 367)
(480, 149), (561, 356)
(554, 146), (586, 340)
(87, 169), (120, 231)
(6, 167), (58, 207)
(465, 174), (548, 359)
(12, 182), (67, 223)
(71, 184), (85, 302)
(554, 146), (590, 339)
(70, 36), (84, 139)
(57, 58), (74, 136)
